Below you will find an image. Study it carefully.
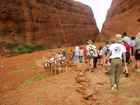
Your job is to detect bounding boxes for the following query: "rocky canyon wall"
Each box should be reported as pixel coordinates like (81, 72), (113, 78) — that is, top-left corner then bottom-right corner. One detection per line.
(0, 0), (99, 46)
(97, 0), (140, 41)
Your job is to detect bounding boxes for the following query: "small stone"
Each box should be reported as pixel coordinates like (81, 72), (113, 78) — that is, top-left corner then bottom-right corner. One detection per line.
(92, 94), (98, 101)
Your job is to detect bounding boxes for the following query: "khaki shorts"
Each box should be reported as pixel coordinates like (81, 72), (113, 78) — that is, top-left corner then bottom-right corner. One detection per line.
(87, 55), (94, 59)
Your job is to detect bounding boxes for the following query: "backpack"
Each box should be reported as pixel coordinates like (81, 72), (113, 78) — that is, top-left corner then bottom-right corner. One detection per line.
(105, 46), (110, 55)
(89, 46), (95, 56)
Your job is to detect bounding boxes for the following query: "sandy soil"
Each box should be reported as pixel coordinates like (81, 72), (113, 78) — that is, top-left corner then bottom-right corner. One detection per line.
(0, 43), (140, 105)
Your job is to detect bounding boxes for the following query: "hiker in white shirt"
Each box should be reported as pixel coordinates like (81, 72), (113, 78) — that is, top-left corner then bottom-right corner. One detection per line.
(105, 34), (126, 91)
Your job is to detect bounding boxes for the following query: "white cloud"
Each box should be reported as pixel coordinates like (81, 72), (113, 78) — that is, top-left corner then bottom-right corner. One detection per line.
(74, 0), (112, 31)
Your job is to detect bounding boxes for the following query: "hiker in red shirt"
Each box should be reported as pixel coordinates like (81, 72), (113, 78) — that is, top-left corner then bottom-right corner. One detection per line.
(122, 39), (131, 77)
(84, 48), (87, 63)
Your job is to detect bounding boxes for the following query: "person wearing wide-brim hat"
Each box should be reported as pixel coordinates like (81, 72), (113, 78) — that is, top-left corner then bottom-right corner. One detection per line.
(86, 39), (96, 72)
(105, 34), (126, 91)
(122, 39), (131, 77)
(134, 32), (140, 73)
(87, 39), (93, 44)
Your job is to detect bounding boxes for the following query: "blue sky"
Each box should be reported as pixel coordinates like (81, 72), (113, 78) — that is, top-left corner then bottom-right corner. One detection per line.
(74, 0), (112, 31)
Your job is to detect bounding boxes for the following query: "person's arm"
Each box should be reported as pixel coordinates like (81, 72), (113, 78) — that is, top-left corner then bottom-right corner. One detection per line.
(94, 48), (96, 55)
(123, 52), (126, 63)
(129, 45), (132, 60)
(134, 40), (137, 54)
(105, 50), (112, 61)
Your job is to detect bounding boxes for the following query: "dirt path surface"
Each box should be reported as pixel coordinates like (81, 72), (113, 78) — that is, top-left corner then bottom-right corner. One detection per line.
(0, 43), (140, 105)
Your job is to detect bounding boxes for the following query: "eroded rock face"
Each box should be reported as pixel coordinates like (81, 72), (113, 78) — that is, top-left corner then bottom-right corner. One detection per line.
(97, 0), (140, 41)
(0, 0), (99, 46)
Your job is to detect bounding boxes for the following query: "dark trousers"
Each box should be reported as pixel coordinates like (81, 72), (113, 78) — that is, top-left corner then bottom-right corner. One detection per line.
(131, 47), (134, 56)
(93, 57), (98, 68)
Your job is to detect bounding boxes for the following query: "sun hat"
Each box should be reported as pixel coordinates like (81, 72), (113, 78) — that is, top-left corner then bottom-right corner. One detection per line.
(114, 34), (122, 43)
(87, 39), (93, 44)
(136, 32), (140, 37)
(76, 46), (79, 49)
(123, 39), (129, 43)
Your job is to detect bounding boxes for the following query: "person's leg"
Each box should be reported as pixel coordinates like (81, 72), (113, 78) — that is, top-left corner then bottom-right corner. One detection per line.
(77, 55), (79, 63)
(125, 63), (129, 77)
(90, 58), (94, 71)
(105, 65), (109, 74)
(115, 59), (122, 90)
(110, 59), (116, 87)
(137, 60), (139, 69)
(93, 57), (97, 68)
(131, 47), (133, 56)
(98, 57), (101, 65)
(87, 58), (90, 70)
(100, 56), (103, 65)
(135, 50), (138, 69)
(81, 56), (83, 63)
(75, 55), (78, 63)
(80, 56), (83, 63)
(79, 56), (81, 62)
(104, 60), (110, 74)
(85, 55), (87, 63)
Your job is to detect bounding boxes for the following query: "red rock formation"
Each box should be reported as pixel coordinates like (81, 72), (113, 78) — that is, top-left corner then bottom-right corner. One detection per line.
(97, 0), (140, 41)
(0, 0), (99, 46)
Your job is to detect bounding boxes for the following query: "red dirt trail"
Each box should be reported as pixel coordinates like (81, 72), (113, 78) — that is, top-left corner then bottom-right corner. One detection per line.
(0, 43), (140, 105)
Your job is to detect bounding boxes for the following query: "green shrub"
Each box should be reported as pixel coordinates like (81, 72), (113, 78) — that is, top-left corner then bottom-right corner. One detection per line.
(15, 46), (28, 54)
(13, 43), (19, 47)
(0, 42), (54, 56)
(45, 44), (54, 49)
(9, 48), (19, 56)
(32, 41), (37, 45)
(34, 43), (46, 51)
(0, 41), (6, 47)
(24, 44), (35, 53)
(0, 45), (2, 49)
(6, 43), (14, 50)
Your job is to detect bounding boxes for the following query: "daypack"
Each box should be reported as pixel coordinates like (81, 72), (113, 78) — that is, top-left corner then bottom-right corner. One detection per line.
(105, 46), (110, 55)
(89, 46), (95, 56)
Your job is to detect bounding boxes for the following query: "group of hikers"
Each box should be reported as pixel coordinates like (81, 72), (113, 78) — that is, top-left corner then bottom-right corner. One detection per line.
(45, 32), (140, 92)
(70, 32), (140, 92)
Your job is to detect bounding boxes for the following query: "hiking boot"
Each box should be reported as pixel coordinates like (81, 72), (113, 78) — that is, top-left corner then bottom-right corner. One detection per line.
(125, 73), (129, 77)
(91, 68), (94, 72)
(111, 85), (117, 92)
(87, 68), (89, 71)
(105, 71), (108, 74)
